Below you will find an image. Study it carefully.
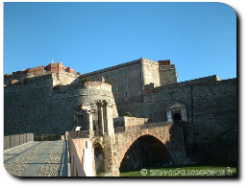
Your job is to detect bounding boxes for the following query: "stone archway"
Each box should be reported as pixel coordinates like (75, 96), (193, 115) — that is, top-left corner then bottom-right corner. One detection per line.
(93, 143), (105, 176)
(165, 101), (187, 122)
(118, 134), (173, 172)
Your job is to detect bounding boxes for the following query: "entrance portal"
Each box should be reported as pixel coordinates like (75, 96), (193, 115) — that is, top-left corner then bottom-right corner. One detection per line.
(173, 113), (182, 123)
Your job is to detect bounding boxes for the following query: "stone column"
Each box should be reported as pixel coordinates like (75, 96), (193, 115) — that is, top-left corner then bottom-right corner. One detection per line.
(103, 101), (114, 136)
(86, 111), (94, 138)
(96, 100), (105, 135)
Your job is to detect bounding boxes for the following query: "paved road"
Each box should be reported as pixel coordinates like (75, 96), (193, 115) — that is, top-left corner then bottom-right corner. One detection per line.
(4, 140), (69, 177)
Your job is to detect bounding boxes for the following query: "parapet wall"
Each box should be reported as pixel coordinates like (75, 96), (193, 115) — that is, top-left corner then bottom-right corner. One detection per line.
(114, 117), (148, 128)
(145, 75), (222, 94)
(81, 59), (141, 78)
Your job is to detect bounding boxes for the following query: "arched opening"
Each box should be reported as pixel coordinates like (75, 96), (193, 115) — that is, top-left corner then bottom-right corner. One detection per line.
(94, 143), (105, 175)
(173, 113), (182, 123)
(119, 135), (173, 172)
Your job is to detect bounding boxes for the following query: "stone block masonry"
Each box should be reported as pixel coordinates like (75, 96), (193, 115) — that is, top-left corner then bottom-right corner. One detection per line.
(4, 63), (118, 135)
(4, 58), (237, 170)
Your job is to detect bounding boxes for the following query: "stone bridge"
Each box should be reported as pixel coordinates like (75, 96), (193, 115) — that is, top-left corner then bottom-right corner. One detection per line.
(70, 100), (188, 176)
(90, 121), (187, 176)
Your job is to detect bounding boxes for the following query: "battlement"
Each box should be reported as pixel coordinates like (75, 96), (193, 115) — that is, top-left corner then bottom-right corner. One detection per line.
(158, 60), (171, 66)
(4, 62), (78, 87)
(45, 62), (66, 73)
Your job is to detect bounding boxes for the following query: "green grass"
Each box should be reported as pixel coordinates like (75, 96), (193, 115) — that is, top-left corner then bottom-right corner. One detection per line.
(120, 162), (237, 177)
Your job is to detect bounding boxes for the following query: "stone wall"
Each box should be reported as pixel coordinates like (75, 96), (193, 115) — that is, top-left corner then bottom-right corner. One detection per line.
(71, 138), (94, 176)
(51, 72), (80, 87)
(4, 73), (118, 135)
(79, 59), (144, 117)
(159, 64), (178, 85)
(141, 58), (161, 87)
(142, 77), (237, 162)
(114, 117), (148, 128)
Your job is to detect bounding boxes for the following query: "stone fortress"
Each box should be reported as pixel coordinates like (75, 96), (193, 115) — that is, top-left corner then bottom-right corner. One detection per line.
(4, 58), (237, 175)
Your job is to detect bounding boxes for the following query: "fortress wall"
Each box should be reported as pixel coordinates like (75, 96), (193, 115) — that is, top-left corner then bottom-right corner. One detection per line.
(4, 77), (52, 135)
(4, 76), (118, 135)
(143, 78), (237, 161)
(143, 78), (236, 123)
(159, 64), (178, 85)
(52, 72), (80, 86)
(141, 58), (161, 87)
(80, 60), (144, 116)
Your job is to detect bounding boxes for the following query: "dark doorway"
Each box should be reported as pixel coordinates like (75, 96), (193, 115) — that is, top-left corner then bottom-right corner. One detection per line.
(173, 113), (182, 123)
(94, 143), (105, 175)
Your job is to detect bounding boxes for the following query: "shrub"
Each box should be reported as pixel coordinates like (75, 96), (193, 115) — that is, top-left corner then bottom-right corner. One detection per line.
(124, 112), (132, 117)
(81, 78), (90, 82)
(104, 80), (112, 85)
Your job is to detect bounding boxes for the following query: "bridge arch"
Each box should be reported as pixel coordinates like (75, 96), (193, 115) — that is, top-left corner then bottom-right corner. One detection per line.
(93, 142), (105, 176)
(118, 134), (173, 171)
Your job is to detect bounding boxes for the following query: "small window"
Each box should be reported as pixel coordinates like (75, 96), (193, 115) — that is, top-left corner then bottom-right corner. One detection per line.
(125, 85), (128, 89)
(124, 77), (128, 82)
(124, 70), (127, 75)
(115, 73), (118, 77)
(115, 79), (118, 84)
(116, 87), (118, 92)
(125, 92), (129, 98)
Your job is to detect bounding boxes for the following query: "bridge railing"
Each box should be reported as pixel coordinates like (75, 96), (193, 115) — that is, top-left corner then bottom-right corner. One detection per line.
(4, 133), (34, 150)
(68, 132), (86, 177)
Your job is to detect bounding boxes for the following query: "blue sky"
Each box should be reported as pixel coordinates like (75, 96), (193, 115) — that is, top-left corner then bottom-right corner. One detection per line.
(4, 2), (236, 82)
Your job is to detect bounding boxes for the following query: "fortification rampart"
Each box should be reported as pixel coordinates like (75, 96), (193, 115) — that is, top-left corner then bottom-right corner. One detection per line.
(4, 62), (79, 87)
(4, 75), (118, 135)
(4, 58), (237, 164)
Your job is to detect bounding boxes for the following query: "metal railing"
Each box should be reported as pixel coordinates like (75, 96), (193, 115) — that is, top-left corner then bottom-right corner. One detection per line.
(68, 132), (86, 177)
(4, 133), (34, 150)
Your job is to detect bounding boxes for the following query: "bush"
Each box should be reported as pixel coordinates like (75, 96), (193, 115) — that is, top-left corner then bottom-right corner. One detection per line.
(104, 80), (112, 85)
(81, 78), (90, 82)
(124, 112), (132, 117)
